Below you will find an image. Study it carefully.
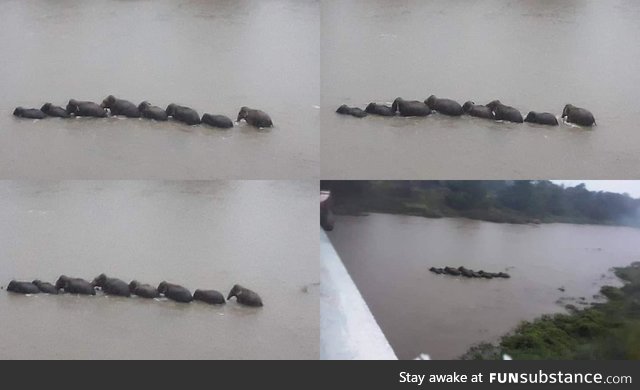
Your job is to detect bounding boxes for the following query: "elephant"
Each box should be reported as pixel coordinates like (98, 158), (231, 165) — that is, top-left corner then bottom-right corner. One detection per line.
(157, 281), (193, 303)
(425, 95), (463, 116)
(166, 103), (201, 125)
(92, 274), (131, 297)
(227, 284), (263, 307)
(365, 103), (396, 116)
(101, 95), (141, 118)
(391, 98), (430, 117)
(66, 99), (107, 117)
(562, 104), (596, 127)
(41, 103), (70, 118)
(193, 289), (226, 305)
(486, 100), (523, 123)
(429, 267), (444, 275)
(32, 280), (59, 294)
(201, 113), (234, 129)
(55, 275), (96, 295)
(7, 280), (40, 294)
(443, 266), (462, 276)
(458, 266), (475, 278)
(237, 106), (273, 128)
(462, 101), (494, 120)
(138, 102), (168, 121)
(13, 107), (46, 119)
(129, 280), (159, 298)
(336, 104), (367, 118)
(496, 272), (511, 279)
(524, 111), (558, 126)
(477, 271), (495, 279)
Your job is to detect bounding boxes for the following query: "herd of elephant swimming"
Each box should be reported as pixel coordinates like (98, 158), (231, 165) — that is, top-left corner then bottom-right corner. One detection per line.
(12, 95), (274, 129)
(4, 274), (263, 307)
(337, 96), (597, 127)
(430, 266), (511, 279)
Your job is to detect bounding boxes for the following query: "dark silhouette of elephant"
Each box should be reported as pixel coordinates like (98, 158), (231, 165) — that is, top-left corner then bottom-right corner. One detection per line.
(336, 104), (367, 118)
(101, 95), (141, 118)
(425, 95), (463, 116)
(157, 281), (193, 303)
(33, 280), (59, 294)
(237, 106), (273, 128)
(202, 113), (234, 129)
(7, 280), (40, 294)
(55, 275), (96, 295)
(41, 103), (70, 118)
(524, 111), (558, 126)
(227, 284), (263, 307)
(193, 289), (226, 305)
(92, 274), (131, 297)
(391, 98), (430, 117)
(365, 103), (395, 116)
(486, 100), (523, 123)
(166, 104), (200, 125)
(138, 102), (168, 121)
(129, 280), (159, 298)
(13, 107), (46, 119)
(562, 104), (596, 127)
(462, 101), (494, 119)
(66, 99), (107, 117)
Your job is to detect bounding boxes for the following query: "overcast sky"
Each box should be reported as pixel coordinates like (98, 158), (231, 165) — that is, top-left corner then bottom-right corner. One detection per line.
(552, 181), (640, 198)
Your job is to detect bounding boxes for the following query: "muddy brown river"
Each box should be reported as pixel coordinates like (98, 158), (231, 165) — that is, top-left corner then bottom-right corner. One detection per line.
(327, 213), (635, 359)
(0, 181), (319, 359)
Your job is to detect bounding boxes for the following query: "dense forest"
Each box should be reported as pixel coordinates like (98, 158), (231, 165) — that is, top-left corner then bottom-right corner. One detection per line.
(321, 181), (640, 227)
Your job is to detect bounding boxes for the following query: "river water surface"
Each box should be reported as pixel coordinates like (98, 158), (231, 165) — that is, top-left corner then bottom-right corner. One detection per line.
(321, 0), (640, 178)
(0, 0), (319, 179)
(327, 213), (637, 359)
(0, 180), (318, 359)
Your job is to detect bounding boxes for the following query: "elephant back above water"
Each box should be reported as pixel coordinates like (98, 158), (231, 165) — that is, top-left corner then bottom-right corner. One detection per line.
(41, 103), (70, 118)
(486, 100), (523, 123)
(227, 284), (263, 307)
(237, 106), (273, 128)
(138, 102), (168, 121)
(92, 273), (131, 297)
(365, 103), (395, 117)
(66, 99), (107, 118)
(337, 104), (367, 118)
(101, 95), (141, 118)
(7, 280), (40, 294)
(33, 280), (59, 294)
(166, 104), (200, 125)
(13, 107), (46, 119)
(524, 111), (558, 126)
(391, 98), (430, 117)
(55, 275), (96, 295)
(562, 104), (596, 127)
(425, 95), (463, 116)
(158, 281), (193, 303)
(193, 289), (226, 305)
(129, 280), (159, 298)
(202, 113), (234, 129)
(462, 101), (494, 119)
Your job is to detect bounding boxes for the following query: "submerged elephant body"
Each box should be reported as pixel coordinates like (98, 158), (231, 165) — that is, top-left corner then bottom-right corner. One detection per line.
(462, 101), (494, 119)
(101, 95), (140, 118)
(66, 100), (107, 118)
(524, 111), (558, 126)
(237, 106), (273, 128)
(562, 104), (596, 127)
(41, 103), (70, 118)
(227, 284), (263, 307)
(7, 280), (40, 294)
(92, 274), (131, 297)
(487, 100), (523, 123)
(166, 104), (200, 125)
(13, 107), (46, 119)
(365, 103), (395, 117)
(391, 98), (430, 117)
(138, 102), (168, 121)
(425, 95), (463, 116)
(336, 104), (367, 118)
(193, 289), (226, 305)
(129, 280), (159, 298)
(33, 280), (59, 294)
(158, 281), (193, 303)
(202, 113), (234, 129)
(55, 275), (96, 295)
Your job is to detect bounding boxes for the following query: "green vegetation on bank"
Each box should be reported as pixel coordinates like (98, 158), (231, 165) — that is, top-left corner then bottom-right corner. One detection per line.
(461, 262), (640, 360)
(320, 181), (640, 227)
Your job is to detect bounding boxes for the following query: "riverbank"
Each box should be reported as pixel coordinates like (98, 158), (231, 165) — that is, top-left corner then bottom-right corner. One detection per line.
(462, 262), (640, 360)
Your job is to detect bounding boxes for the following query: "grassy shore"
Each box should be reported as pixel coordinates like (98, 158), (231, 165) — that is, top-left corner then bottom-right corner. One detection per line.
(461, 262), (640, 360)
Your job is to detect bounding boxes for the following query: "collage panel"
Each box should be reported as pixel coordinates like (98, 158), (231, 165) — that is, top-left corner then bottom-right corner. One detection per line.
(0, 180), (319, 359)
(321, 180), (640, 360)
(321, 0), (640, 179)
(0, 0), (319, 180)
